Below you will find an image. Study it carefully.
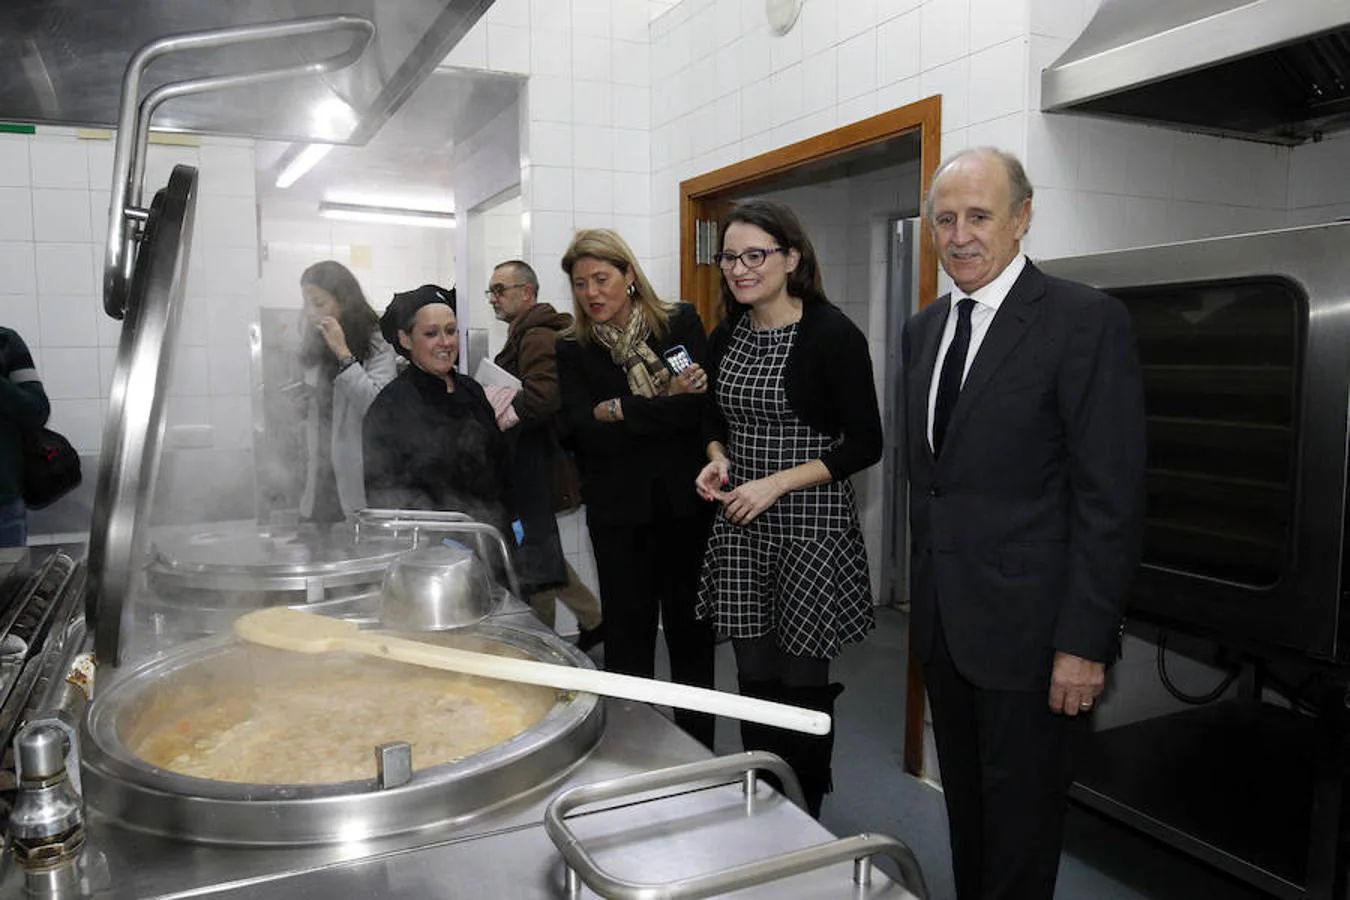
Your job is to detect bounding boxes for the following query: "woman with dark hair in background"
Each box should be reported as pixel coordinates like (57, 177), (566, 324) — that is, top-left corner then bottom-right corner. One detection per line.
(363, 285), (511, 535)
(695, 200), (882, 816)
(298, 260), (397, 522)
(555, 228), (717, 750)
(0, 327), (50, 547)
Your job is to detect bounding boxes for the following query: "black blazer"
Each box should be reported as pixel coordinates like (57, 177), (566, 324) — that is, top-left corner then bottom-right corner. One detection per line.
(704, 302), (882, 481)
(902, 261), (1147, 691)
(556, 303), (709, 526)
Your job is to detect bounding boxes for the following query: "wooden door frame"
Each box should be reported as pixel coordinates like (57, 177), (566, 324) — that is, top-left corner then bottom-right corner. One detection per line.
(678, 95), (942, 778)
(679, 94), (941, 328)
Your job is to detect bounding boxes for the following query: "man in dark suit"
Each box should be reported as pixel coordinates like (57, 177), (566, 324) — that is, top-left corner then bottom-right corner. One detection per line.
(902, 147), (1146, 900)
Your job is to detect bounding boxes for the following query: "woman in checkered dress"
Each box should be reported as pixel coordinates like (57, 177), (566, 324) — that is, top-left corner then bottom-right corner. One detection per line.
(695, 200), (882, 817)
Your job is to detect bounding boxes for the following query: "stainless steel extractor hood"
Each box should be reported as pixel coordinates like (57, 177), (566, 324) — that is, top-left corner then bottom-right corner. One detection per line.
(0, 0), (493, 144)
(1042, 0), (1350, 145)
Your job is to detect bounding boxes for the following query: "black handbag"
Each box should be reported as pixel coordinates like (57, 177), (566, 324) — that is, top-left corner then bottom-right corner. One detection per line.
(22, 427), (82, 510)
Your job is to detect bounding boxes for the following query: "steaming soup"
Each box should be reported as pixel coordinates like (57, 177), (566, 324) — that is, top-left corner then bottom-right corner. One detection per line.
(131, 645), (558, 785)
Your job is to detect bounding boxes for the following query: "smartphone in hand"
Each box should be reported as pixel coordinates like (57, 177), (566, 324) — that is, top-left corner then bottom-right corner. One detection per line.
(663, 344), (694, 374)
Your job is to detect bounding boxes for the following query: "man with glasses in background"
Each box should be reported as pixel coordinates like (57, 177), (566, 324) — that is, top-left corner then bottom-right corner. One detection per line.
(487, 261), (605, 652)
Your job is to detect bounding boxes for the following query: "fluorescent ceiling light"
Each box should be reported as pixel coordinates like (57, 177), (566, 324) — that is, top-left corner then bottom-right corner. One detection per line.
(318, 201), (457, 229)
(275, 143), (333, 189)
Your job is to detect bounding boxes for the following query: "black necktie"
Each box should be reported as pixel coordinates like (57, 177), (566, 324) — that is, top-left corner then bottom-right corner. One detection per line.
(933, 298), (974, 456)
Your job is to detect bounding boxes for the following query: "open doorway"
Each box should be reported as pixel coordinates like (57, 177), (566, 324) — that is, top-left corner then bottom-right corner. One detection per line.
(679, 96), (942, 777)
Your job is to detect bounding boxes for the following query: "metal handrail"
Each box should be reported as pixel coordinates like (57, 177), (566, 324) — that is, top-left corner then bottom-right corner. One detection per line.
(352, 509), (523, 602)
(544, 751), (930, 899)
(104, 15), (375, 318)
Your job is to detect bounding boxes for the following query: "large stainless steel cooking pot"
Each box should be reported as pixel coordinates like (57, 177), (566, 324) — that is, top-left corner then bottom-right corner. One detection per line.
(80, 623), (603, 846)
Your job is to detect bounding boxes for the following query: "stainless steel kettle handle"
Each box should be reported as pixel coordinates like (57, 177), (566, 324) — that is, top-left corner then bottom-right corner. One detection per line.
(353, 509), (523, 601)
(104, 15), (375, 319)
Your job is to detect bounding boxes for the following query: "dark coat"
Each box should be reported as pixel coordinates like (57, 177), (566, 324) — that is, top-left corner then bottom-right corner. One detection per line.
(362, 365), (511, 534)
(903, 261), (1147, 691)
(556, 303), (709, 526)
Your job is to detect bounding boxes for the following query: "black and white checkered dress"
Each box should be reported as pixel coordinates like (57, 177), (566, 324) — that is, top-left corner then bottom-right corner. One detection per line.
(696, 317), (874, 659)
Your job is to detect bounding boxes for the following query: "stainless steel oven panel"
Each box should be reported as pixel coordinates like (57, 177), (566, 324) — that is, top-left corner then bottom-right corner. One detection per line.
(1041, 221), (1350, 662)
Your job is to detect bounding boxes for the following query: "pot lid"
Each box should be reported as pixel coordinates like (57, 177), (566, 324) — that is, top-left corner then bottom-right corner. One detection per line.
(147, 521), (409, 583)
(85, 165), (197, 668)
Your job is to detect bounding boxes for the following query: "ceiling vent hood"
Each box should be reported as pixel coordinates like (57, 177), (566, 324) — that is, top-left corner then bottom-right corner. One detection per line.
(0, 0), (493, 145)
(1041, 0), (1350, 145)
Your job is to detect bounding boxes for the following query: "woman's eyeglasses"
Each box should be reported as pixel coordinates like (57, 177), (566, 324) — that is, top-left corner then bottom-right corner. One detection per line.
(713, 247), (786, 271)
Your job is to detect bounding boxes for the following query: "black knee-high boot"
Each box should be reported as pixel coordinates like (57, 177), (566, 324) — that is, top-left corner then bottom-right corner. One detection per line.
(776, 683), (845, 818)
(738, 677), (788, 791)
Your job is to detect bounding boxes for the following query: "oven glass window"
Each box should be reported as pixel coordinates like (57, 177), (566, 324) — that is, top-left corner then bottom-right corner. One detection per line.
(1114, 278), (1301, 588)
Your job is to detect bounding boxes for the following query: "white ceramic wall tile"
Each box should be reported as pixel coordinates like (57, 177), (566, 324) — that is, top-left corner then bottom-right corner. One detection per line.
(0, 187), (34, 241)
(1120, 124), (1174, 200)
(1289, 134), (1350, 209)
(39, 347), (99, 399)
(198, 145), (256, 197)
(876, 76), (922, 114)
(966, 39), (1025, 124)
(573, 36), (613, 82)
(34, 243), (95, 296)
(965, 112), (1026, 159)
(1026, 35), (1070, 111)
(741, 28), (773, 84)
(837, 31), (879, 101)
(837, 91), (880, 128)
(530, 210), (577, 258)
(799, 49), (831, 115)
(531, 76), (575, 124)
(209, 395), (253, 450)
(534, 0), (572, 32)
(614, 128), (650, 173)
(1029, 0), (1086, 40)
(574, 125), (617, 170)
(573, 0), (613, 39)
(689, 104), (721, 157)
(773, 109), (834, 149)
(878, 0), (924, 23)
(177, 295), (209, 347)
(877, 9), (922, 86)
(714, 92), (743, 148)
(47, 399), (105, 453)
(614, 171), (651, 216)
(486, 0), (530, 28)
(194, 194), (258, 249)
(712, 0), (740, 40)
(143, 145), (201, 194)
(921, 57), (970, 131)
(688, 55), (719, 111)
(530, 165), (575, 211)
(487, 23), (532, 74)
(614, 84), (650, 130)
(85, 141), (114, 192)
(1077, 118), (1132, 195)
(838, 0), (880, 41)
(528, 121), (574, 167)
(920, 0), (971, 72)
(29, 140), (89, 190)
(1076, 190), (1128, 253)
(0, 296), (39, 346)
(741, 77), (775, 138)
(37, 294), (98, 348)
(970, 0), (1027, 52)
(0, 243), (36, 295)
(202, 247), (259, 296)
(800, 0), (840, 59)
(573, 80), (614, 127)
(171, 345), (211, 397)
(769, 64), (805, 128)
(530, 28), (572, 77)
(1024, 112), (1079, 190)
(689, 5), (720, 60)
(0, 137), (31, 188)
(206, 328), (252, 397)
(573, 169), (615, 213)
(768, 21), (804, 72)
(1022, 185), (1080, 258)
(714, 40), (744, 96)
(97, 346), (119, 397)
(1123, 196), (1179, 246)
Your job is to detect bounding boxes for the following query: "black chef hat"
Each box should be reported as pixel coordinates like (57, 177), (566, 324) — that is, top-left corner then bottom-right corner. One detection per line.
(380, 284), (457, 357)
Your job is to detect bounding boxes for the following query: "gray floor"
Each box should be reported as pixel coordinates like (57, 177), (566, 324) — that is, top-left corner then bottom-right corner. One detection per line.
(636, 607), (1270, 900)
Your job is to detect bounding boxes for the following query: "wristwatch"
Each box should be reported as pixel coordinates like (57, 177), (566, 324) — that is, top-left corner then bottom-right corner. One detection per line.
(337, 355), (357, 373)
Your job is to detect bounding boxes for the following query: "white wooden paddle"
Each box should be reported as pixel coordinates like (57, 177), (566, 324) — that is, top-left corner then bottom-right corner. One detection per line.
(234, 607), (831, 735)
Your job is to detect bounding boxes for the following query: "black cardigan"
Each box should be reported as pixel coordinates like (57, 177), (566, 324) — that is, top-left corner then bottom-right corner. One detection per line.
(556, 303), (709, 526)
(704, 302), (882, 481)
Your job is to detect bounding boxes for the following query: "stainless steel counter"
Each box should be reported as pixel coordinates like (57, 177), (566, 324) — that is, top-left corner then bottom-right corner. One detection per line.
(9, 700), (914, 899)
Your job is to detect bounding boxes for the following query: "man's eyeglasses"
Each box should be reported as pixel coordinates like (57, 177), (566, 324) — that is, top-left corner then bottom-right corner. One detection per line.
(485, 282), (529, 298)
(712, 247), (786, 271)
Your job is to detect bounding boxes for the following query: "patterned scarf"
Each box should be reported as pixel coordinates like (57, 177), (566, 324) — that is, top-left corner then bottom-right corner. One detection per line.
(592, 304), (671, 398)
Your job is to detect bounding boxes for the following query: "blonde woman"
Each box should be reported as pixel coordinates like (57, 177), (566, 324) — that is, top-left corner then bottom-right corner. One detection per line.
(555, 229), (717, 749)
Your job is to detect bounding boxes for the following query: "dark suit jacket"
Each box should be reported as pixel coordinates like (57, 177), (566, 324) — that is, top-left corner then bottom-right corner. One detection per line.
(903, 261), (1146, 691)
(556, 302), (709, 527)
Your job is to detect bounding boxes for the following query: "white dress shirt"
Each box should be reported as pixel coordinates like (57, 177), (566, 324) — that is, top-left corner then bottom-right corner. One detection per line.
(926, 254), (1028, 451)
